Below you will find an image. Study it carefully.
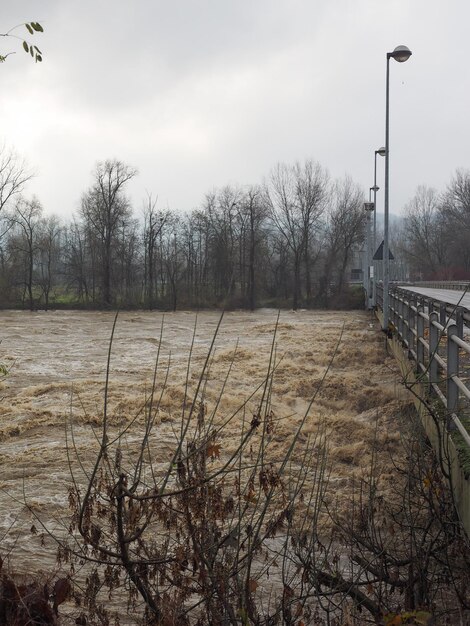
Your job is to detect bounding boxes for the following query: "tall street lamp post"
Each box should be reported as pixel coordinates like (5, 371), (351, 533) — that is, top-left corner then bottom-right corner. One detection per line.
(383, 45), (412, 332)
(372, 147), (385, 307)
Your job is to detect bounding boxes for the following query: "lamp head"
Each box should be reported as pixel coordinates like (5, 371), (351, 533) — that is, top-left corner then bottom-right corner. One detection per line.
(371, 185), (379, 192)
(389, 45), (412, 63)
(376, 146), (386, 157)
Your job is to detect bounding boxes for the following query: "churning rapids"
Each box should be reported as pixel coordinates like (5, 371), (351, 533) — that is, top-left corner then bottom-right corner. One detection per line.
(0, 309), (406, 595)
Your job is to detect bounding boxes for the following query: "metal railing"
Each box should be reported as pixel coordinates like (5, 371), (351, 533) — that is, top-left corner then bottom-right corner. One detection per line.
(410, 281), (469, 292)
(387, 285), (470, 448)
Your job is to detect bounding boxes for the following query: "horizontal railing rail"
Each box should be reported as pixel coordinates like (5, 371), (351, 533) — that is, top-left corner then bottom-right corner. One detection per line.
(409, 281), (469, 292)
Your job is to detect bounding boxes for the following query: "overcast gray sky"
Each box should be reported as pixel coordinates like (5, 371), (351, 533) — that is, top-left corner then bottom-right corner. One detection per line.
(1, 1), (468, 219)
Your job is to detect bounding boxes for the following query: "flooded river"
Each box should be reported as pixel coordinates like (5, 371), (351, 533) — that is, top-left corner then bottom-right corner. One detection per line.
(0, 308), (406, 619)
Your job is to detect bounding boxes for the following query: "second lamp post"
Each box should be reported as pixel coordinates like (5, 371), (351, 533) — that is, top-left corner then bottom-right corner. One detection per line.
(372, 146), (385, 307)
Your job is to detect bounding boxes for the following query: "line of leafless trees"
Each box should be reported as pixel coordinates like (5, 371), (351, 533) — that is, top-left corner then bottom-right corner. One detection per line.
(0, 150), (369, 311)
(399, 170), (470, 281)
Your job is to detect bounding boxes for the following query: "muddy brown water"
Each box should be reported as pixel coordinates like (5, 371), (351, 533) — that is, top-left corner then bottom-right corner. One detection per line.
(0, 308), (407, 620)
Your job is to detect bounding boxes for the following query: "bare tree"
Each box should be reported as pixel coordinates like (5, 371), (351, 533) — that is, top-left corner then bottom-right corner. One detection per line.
(440, 170), (470, 277)
(8, 196), (42, 310)
(37, 214), (62, 309)
(0, 145), (33, 240)
(238, 186), (267, 310)
(203, 186), (242, 302)
(402, 186), (448, 279)
(294, 161), (329, 304)
(80, 160), (137, 306)
(63, 219), (90, 303)
(318, 177), (365, 305)
(118, 216), (140, 305)
(266, 160), (328, 309)
(180, 209), (211, 306)
(142, 194), (167, 309)
(161, 215), (182, 311)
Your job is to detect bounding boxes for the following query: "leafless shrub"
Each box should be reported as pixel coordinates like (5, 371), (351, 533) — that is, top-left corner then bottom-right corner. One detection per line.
(294, 410), (470, 625)
(54, 313), (339, 625)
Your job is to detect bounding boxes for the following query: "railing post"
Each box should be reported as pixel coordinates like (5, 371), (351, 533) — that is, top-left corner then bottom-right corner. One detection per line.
(439, 301), (447, 327)
(429, 311), (439, 390)
(447, 323), (459, 431)
(398, 293), (404, 342)
(393, 290), (399, 330)
(456, 307), (464, 339)
(411, 297), (417, 357)
(395, 290), (399, 329)
(417, 305), (424, 375)
(424, 296), (431, 318)
(406, 295), (413, 355)
(390, 288), (396, 331)
(404, 296), (409, 348)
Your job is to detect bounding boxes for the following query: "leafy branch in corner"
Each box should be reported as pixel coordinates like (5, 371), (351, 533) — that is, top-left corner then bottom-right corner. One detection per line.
(0, 22), (44, 63)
